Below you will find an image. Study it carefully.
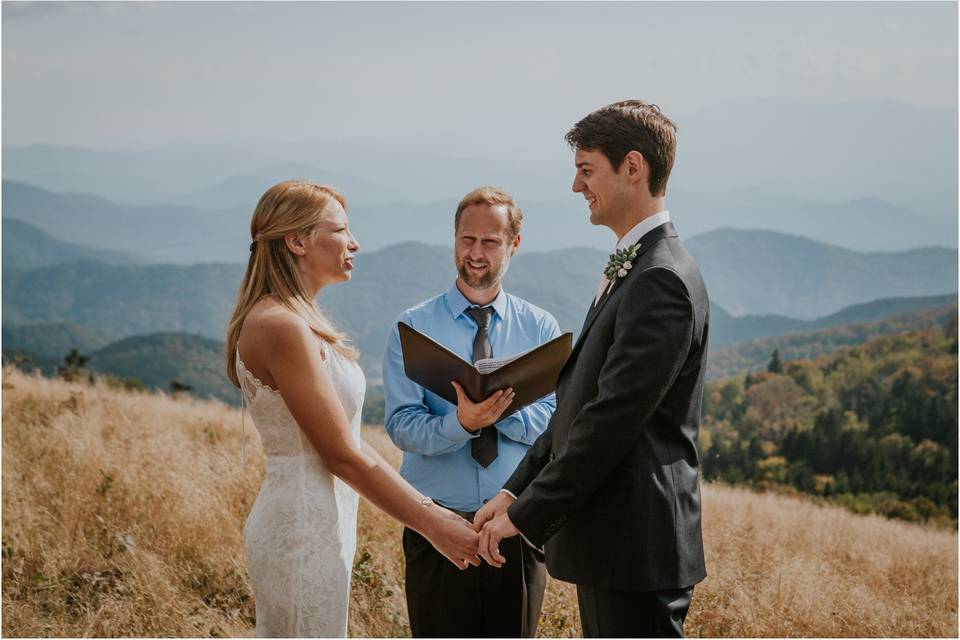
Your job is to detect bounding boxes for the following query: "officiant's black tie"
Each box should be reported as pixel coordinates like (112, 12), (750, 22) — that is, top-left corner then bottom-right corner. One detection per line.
(466, 306), (498, 467)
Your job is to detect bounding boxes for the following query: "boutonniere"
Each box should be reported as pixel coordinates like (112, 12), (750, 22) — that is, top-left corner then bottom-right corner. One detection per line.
(603, 242), (640, 282)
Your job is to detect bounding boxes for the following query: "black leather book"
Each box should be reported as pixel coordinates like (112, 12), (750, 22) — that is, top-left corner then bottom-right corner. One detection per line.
(398, 322), (573, 419)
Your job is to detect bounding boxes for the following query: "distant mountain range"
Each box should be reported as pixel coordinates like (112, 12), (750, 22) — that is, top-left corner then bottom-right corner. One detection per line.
(1, 258), (243, 337)
(2, 181), (248, 264)
(707, 304), (958, 379)
(686, 229), (957, 318)
(4, 178), (955, 263)
(3, 218), (137, 270)
(710, 293), (958, 347)
(3, 221), (957, 382)
(168, 162), (394, 209)
(6, 212), (955, 332)
(4, 100), (956, 220)
(665, 190), (955, 253)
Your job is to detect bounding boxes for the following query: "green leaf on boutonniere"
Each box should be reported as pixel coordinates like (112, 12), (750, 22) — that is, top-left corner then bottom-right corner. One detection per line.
(602, 242), (640, 282)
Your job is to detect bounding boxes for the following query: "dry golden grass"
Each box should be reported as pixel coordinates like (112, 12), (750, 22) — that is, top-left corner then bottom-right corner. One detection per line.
(3, 366), (957, 637)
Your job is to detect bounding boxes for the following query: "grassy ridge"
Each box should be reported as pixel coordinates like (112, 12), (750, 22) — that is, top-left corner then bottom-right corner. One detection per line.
(2, 368), (956, 637)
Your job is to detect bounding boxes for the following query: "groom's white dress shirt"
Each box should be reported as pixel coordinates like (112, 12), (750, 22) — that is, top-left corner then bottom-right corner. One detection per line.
(594, 210), (672, 305)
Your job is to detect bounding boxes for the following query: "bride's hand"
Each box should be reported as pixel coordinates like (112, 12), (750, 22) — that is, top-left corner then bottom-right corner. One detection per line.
(424, 506), (481, 570)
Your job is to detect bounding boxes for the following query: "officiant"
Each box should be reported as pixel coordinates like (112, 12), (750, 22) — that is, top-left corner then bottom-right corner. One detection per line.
(383, 186), (561, 638)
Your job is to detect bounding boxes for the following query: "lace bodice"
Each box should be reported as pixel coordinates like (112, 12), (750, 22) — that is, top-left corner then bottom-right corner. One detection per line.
(237, 342), (366, 457)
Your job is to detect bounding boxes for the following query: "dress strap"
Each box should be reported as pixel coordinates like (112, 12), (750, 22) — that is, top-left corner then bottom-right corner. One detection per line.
(235, 350), (248, 467)
(240, 385), (247, 467)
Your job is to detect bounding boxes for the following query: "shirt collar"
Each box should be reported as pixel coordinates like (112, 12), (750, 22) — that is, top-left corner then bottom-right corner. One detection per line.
(444, 281), (508, 321)
(616, 210), (671, 251)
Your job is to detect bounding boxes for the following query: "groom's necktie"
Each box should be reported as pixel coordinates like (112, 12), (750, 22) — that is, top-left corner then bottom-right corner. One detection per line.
(466, 306), (498, 467)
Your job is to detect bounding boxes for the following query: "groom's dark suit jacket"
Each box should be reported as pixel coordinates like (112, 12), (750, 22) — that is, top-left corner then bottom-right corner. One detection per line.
(504, 221), (708, 591)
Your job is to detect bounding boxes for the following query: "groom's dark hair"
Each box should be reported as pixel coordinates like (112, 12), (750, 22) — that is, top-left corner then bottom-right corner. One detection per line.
(565, 100), (678, 197)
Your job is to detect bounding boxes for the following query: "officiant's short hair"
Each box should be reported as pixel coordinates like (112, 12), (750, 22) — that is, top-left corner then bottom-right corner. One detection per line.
(454, 187), (524, 239)
(566, 100), (678, 197)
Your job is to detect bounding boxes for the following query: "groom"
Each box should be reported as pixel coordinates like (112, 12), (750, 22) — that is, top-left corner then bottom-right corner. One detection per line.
(475, 100), (709, 638)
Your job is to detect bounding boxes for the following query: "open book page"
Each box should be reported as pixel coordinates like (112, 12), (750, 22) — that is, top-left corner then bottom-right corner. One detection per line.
(474, 344), (539, 375)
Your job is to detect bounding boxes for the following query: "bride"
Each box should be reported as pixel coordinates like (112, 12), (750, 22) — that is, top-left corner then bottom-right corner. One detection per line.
(225, 180), (479, 637)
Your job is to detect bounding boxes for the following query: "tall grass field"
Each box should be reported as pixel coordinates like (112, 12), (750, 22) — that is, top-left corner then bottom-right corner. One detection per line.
(3, 367), (956, 637)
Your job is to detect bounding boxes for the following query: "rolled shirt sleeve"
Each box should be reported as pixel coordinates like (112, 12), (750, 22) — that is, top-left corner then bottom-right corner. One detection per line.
(384, 318), (478, 456)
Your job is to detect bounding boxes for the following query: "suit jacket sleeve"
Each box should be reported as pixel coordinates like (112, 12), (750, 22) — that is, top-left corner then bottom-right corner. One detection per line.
(507, 266), (695, 547)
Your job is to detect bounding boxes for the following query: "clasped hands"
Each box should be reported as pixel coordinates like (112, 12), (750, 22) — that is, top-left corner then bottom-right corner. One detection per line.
(431, 490), (519, 571)
(472, 490), (519, 568)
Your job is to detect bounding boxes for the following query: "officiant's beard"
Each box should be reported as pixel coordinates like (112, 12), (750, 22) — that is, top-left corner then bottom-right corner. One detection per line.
(456, 259), (510, 291)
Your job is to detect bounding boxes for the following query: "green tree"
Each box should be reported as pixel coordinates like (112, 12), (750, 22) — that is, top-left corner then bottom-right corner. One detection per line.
(57, 348), (90, 383)
(767, 349), (783, 374)
(170, 380), (193, 394)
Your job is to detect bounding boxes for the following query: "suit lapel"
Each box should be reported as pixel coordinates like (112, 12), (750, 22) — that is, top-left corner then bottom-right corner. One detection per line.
(559, 222), (679, 381)
(577, 275), (623, 345)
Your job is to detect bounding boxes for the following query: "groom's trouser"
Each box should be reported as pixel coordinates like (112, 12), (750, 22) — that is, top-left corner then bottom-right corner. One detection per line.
(402, 508), (546, 638)
(576, 584), (694, 638)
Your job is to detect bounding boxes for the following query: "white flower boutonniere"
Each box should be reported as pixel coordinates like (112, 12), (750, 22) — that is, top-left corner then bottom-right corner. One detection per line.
(604, 243), (640, 282)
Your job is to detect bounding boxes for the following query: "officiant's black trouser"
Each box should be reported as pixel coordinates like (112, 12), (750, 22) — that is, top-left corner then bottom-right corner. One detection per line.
(576, 583), (694, 638)
(402, 508), (546, 638)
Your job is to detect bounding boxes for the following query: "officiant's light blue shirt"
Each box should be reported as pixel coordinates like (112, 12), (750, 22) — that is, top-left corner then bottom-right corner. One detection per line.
(383, 282), (561, 512)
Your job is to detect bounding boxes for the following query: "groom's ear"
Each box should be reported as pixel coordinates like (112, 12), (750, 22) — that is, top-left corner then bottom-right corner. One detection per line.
(623, 150), (647, 184)
(509, 233), (521, 256)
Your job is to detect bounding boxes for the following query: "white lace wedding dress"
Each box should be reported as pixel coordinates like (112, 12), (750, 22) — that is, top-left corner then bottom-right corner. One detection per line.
(237, 342), (365, 638)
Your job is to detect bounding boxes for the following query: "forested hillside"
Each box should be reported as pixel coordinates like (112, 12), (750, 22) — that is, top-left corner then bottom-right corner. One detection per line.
(702, 322), (958, 525)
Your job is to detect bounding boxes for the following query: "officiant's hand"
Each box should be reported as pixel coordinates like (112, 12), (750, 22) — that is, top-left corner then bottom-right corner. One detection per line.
(451, 381), (516, 432)
(473, 490), (515, 532)
(478, 512), (519, 568)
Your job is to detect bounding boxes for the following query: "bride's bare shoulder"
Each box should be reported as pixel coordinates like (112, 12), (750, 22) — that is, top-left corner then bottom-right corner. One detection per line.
(242, 299), (329, 364)
(245, 299), (310, 338)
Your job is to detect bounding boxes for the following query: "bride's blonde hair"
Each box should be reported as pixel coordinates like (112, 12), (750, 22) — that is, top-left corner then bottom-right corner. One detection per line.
(225, 180), (358, 388)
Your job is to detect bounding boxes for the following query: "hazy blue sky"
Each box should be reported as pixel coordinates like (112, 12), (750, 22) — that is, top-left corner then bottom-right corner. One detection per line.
(3, 1), (957, 150)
